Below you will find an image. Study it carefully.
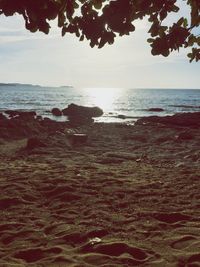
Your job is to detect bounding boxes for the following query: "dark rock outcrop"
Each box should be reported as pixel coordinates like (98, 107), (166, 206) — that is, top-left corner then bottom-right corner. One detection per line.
(117, 114), (126, 119)
(51, 108), (62, 116)
(62, 104), (103, 125)
(136, 112), (200, 128)
(19, 111), (36, 118)
(62, 104), (103, 118)
(5, 110), (36, 118)
(0, 111), (69, 140)
(4, 110), (19, 117)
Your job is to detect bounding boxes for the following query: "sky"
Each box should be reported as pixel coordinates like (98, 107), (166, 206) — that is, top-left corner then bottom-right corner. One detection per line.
(0, 2), (199, 89)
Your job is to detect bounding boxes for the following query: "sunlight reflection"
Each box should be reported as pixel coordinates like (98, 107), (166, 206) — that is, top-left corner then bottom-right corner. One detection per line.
(84, 88), (123, 112)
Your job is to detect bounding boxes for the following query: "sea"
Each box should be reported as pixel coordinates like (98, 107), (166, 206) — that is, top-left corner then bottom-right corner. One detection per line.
(0, 84), (200, 123)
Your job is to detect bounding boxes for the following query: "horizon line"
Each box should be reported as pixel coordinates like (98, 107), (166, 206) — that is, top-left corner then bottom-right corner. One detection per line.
(0, 82), (200, 90)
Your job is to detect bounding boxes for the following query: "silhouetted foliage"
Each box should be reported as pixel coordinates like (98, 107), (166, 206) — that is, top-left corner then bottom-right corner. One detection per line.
(0, 0), (199, 61)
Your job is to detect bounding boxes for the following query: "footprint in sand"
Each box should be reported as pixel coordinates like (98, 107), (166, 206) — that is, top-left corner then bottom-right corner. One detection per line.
(14, 247), (62, 263)
(78, 240), (157, 266)
(0, 197), (26, 209)
(153, 212), (191, 224)
(171, 235), (197, 250)
(187, 253), (200, 265)
(55, 229), (109, 247)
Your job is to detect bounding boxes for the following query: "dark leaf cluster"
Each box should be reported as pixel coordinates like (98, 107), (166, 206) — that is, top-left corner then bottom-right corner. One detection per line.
(0, 0), (199, 61)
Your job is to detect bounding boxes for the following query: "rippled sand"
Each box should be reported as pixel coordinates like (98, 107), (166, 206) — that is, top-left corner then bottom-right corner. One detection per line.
(0, 122), (200, 266)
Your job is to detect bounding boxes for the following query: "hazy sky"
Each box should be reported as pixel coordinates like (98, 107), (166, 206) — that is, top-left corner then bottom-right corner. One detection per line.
(0, 3), (199, 89)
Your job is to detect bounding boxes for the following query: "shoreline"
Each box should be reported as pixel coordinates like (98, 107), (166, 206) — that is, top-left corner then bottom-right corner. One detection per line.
(0, 110), (200, 266)
(1, 107), (200, 125)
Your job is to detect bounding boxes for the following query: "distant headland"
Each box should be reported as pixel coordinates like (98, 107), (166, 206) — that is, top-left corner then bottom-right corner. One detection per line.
(0, 83), (73, 88)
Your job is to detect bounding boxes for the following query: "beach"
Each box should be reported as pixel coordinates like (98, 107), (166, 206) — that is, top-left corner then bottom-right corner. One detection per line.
(0, 112), (200, 266)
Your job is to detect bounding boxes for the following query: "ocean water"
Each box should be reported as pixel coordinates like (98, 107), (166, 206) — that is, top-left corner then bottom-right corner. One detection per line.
(0, 85), (200, 123)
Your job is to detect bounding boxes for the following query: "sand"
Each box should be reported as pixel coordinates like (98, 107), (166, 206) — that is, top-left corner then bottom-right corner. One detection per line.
(0, 117), (200, 266)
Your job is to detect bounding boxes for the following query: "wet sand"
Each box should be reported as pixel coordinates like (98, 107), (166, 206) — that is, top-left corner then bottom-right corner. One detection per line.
(0, 116), (200, 266)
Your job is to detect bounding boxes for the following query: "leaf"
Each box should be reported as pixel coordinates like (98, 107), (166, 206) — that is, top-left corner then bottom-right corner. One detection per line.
(80, 35), (84, 41)
(160, 9), (167, 21)
(0, 0), (198, 61)
(62, 26), (67, 36)
(58, 13), (65, 27)
(98, 37), (107, 48)
(183, 18), (188, 28)
(147, 38), (154, 43)
(162, 50), (170, 57)
(93, 0), (102, 10)
(171, 5), (179, 12)
(177, 17), (184, 26)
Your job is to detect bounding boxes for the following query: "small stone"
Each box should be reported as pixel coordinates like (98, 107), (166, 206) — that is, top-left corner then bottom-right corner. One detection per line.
(89, 237), (102, 245)
(68, 133), (88, 145)
(117, 114), (126, 119)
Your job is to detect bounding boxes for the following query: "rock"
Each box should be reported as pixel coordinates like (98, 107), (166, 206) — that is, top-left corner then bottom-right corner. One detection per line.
(51, 108), (62, 116)
(36, 115), (43, 121)
(64, 128), (76, 135)
(117, 114), (126, 119)
(67, 133), (88, 145)
(4, 110), (19, 117)
(62, 104), (103, 126)
(19, 111), (36, 117)
(89, 237), (102, 245)
(171, 112), (200, 127)
(43, 117), (53, 122)
(0, 113), (6, 120)
(5, 110), (36, 118)
(136, 112), (200, 127)
(26, 137), (47, 150)
(62, 103), (103, 118)
(148, 108), (164, 112)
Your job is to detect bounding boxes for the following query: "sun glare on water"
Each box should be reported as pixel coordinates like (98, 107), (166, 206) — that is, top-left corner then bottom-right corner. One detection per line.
(84, 88), (123, 111)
